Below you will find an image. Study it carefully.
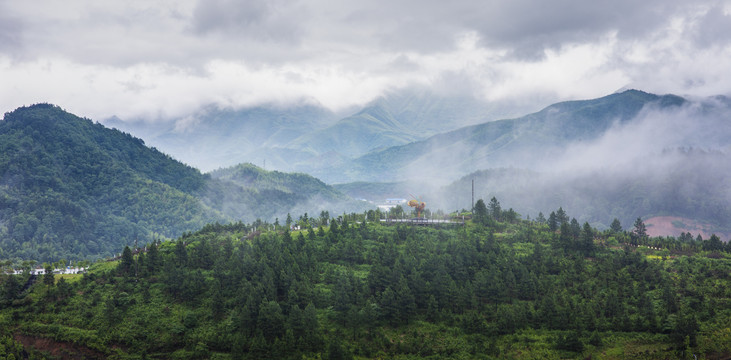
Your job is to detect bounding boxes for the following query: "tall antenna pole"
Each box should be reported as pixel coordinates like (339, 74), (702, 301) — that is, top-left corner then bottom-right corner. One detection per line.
(471, 179), (474, 213)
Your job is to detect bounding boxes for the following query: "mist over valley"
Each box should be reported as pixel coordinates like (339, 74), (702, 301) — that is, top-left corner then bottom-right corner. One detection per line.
(2, 86), (730, 264)
(101, 89), (731, 240)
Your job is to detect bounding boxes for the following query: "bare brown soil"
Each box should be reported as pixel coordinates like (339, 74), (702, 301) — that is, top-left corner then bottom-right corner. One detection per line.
(14, 334), (107, 360)
(644, 216), (730, 241)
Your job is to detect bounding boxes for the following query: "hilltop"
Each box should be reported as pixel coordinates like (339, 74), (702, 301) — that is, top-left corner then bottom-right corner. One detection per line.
(1, 207), (729, 359)
(0, 104), (362, 261)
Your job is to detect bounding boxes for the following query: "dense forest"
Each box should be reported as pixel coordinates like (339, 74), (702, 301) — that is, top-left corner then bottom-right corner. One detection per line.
(0, 104), (361, 262)
(1, 202), (729, 359)
(0, 104), (222, 262)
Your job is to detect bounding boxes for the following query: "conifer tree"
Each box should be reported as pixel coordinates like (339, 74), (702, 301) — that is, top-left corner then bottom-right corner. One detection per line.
(43, 264), (55, 287)
(633, 217), (647, 239)
(119, 246), (134, 277)
(610, 218), (623, 233)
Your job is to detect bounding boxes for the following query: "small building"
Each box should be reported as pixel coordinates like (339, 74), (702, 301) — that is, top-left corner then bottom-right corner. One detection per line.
(378, 198), (407, 212)
(385, 198), (407, 205)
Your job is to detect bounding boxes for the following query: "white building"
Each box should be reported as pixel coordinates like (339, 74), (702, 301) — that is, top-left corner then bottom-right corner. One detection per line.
(378, 198), (407, 212)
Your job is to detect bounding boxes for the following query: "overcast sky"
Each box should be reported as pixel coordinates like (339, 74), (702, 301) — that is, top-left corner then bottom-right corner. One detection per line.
(1, 0), (730, 121)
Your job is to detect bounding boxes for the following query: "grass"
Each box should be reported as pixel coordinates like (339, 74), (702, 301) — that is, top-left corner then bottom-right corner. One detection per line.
(55, 273), (84, 284)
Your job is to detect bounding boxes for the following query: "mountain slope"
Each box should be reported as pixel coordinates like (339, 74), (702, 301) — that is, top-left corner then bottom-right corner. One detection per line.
(289, 103), (418, 159)
(286, 89), (522, 168)
(106, 102), (338, 172)
(0, 104), (225, 261)
(113, 89), (524, 175)
(435, 147), (731, 237)
(328, 90), (731, 235)
(0, 105), (365, 261)
(203, 163), (366, 222)
(319, 90), (686, 183)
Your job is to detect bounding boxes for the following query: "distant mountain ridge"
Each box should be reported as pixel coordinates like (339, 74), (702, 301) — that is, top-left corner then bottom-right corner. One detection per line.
(319, 90), (686, 183)
(328, 90), (731, 236)
(4, 89), (729, 259)
(108, 89), (524, 173)
(106, 102), (339, 171)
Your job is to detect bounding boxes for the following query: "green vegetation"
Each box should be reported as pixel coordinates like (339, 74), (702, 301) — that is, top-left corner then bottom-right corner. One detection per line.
(206, 163), (362, 223)
(1, 203), (729, 359)
(0, 104), (222, 262)
(0, 104), (361, 262)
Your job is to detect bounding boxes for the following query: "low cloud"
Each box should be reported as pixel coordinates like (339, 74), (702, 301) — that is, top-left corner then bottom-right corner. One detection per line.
(0, 0), (730, 126)
(546, 98), (731, 177)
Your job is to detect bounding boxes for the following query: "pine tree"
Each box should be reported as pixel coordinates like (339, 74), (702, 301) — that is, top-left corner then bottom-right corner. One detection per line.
(146, 241), (159, 274)
(473, 199), (489, 225)
(548, 211), (558, 231)
(118, 246), (134, 277)
(610, 218), (622, 233)
(488, 197), (502, 221)
(582, 222), (595, 255)
(633, 217), (647, 239)
(43, 263), (55, 287)
(556, 207), (569, 225)
(537, 212), (546, 224)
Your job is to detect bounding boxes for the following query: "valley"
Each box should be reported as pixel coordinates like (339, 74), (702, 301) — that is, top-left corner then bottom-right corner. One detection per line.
(3, 2), (730, 358)
(2, 89), (731, 262)
(1, 89), (731, 359)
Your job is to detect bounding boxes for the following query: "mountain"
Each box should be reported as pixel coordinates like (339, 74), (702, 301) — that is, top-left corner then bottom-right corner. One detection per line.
(329, 90), (731, 236)
(289, 89), (505, 157)
(0, 105), (364, 261)
(434, 148), (731, 237)
(108, 89), (526, 175)
(0, 104), (225, 261)
(202, 163), (367, 222)
(105, 102), (339, 172)
(319, 90), (687, 183)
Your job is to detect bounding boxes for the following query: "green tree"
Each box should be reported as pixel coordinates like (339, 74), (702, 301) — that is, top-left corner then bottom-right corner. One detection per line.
(556, 207), (569, 225)
(326, 334), (353, 360)
(118, 246), (134, 277)
(537, 212), (546, 224)
(174, 239), (187, 266)
(582, 222), (595, 255)
(302, 302), (323, 352)
(146, 241), (159, 274)
(703, 234), (724, 251)
(473, 199), (489, 225)
(548, 211), (558, 232)
(633, 217), (647, 239)
(488, 197), (502, 221)
(43, 263), (55, 287)
(258, 300), (285, 342)
(610, 218), (622, 233)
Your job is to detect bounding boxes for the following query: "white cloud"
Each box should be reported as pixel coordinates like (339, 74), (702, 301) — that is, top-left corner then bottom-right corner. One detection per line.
(1, 0), (730, 121)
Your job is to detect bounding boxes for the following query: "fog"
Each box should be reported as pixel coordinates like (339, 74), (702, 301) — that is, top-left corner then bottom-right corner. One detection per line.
(416, 96), (731, 237)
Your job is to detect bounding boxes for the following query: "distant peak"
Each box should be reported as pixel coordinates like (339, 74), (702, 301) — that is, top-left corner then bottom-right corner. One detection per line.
(612, 85), (639, 94)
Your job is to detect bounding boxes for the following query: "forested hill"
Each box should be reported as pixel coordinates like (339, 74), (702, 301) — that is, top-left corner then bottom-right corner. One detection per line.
(0, 104), (225, 261)
(0, 104), (364, 262)
(201, 163), (366, 223)
(1, 209), (729, 358)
